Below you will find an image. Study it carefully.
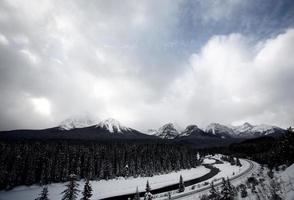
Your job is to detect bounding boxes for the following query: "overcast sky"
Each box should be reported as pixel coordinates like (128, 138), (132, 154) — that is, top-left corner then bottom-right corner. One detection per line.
(0, 0), (294, 131)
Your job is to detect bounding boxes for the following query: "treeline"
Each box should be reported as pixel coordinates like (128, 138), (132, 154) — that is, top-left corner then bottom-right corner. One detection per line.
(0, 140), (201, 190)
(203, 127), (294, 168)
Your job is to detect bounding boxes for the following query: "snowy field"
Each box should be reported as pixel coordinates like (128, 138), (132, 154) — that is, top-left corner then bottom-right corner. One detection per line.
(0, 165), (209, 200)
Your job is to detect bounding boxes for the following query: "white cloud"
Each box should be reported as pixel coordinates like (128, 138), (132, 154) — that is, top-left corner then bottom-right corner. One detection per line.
(163, 29), (294, 128)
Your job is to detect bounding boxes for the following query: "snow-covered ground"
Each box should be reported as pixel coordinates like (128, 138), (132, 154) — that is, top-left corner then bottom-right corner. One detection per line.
(202, 157), (215, 164)
(157, 155), (255, 200)
(281, 164), (294, 200)
(0, 165), (209, 200)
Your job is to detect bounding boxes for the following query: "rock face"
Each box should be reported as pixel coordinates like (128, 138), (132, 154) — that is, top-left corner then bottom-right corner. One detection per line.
(205, 123), (235, 139)
(153, 123), (181, 139)
(179, 125), (214, 138)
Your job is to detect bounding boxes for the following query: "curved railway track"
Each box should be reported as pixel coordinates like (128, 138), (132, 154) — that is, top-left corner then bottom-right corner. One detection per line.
(168, 159), (256, 200)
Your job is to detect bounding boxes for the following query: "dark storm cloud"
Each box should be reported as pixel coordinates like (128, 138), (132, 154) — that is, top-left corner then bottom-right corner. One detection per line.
(0, 0), (293, 131)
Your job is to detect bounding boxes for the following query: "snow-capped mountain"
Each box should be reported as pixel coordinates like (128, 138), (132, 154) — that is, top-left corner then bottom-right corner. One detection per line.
(154, 123), (182, 139)
(59, 117), (95, 130)
(231, 122), (285, 138)
(205, 123), (235, 139)
(0, 118), (154, 140)
(179, 125), (210, 138)
(231, 122), (253, 134)
(96, 118), (131, 133)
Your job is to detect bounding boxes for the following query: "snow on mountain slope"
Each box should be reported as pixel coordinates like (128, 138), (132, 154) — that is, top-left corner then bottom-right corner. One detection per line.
(250, 124), (281, 134)
(96, 118), (131, 133)
(231, 122), (253, 134)
(147, 129), (158, 135)
(59, 117), (95, 130)
(231, 122), (285, 138)
(180, 125), (201, 137)
(179, 125), (210, 138)
(154, 123), (182, 139)
(205, 123), (235, 139)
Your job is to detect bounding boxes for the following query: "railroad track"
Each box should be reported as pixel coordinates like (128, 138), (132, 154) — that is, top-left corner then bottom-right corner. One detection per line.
(168, 159), (255, 200)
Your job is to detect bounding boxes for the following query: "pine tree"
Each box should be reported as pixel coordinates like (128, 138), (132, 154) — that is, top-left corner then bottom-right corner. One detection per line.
(35, 186), (49, 200)
(236, 158), (242, 167)
(167, 192), (171, 200)
(209, 182), (220, 200)
(144, 181), (153, 200)
(178, 175), (185, 193)
(240, 184), (247, 198)
(226, 178), (235, 197)
(220, 178), (234, 200)
(133, 186), (140, 200)
(145, 180), (151, 193)
(81, 179), (92, 200)
(61, 174), (80, 200)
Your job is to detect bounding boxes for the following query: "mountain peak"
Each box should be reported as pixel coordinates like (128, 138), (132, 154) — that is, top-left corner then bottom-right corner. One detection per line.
(96, 118), (130, 133)
(59, 116), (95, 130)
(154, 123), (182, 139)
(243, 122), (252, 127)
(206, 123), (235, 138)
(179, 124), (206, 137)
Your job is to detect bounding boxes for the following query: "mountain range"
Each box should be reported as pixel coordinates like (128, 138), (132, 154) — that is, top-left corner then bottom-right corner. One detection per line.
(0, 118), (286, 147)
(150, 122), (285, 139)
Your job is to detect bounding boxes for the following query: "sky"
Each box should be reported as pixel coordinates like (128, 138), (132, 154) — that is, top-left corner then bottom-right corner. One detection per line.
(0, 0), (294, 132)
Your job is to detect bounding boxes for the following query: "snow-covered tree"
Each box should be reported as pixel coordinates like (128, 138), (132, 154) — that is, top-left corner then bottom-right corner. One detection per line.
(240, 184), (247, 198)
(81, 179), (92, 200)
(144, 192), (153, 200)
(269, 177), (284, 200)
(178, 175), (185, 193)
(208, 182), (220, 200)
(251, 183), (257, 194)
(220, 178), (234, 200)
(61, 174), (80, 200)
(35, 186), (49, 200)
